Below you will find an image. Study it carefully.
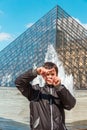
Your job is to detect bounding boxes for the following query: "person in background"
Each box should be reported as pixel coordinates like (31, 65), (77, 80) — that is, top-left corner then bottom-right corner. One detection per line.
(15, 62), (76, 130)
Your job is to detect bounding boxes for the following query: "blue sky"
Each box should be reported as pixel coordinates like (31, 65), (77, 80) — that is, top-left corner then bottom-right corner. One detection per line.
(0, 0), (87, 51)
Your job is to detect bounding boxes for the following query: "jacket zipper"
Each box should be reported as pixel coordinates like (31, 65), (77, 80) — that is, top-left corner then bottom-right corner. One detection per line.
(49, 87), (53, 130)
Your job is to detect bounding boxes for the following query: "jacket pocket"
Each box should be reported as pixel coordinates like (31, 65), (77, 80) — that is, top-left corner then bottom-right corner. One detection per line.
(33, 117), (40, 129)
(54, 116), (62, 129)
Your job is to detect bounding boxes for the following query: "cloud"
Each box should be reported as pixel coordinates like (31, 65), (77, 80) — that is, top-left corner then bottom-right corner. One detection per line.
(0, 32), (13, 42)
(74, 18), (87, 30)
(26, 23), (34, 28)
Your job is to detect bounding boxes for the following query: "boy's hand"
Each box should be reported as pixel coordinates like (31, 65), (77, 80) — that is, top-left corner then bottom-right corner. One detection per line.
(37, 67), (55, 78)
(36, 67), (47, 77)
(53, 76), (61, 87)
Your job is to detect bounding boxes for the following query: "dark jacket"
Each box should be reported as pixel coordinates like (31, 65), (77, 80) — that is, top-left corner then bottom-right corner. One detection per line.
(15, 69), (76, 130)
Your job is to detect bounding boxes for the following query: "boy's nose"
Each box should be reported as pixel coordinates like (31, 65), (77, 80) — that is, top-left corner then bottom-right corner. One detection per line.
(48, 75), (52, 78)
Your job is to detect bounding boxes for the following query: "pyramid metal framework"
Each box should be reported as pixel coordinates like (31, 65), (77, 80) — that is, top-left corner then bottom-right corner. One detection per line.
(0, 5), (87, 88)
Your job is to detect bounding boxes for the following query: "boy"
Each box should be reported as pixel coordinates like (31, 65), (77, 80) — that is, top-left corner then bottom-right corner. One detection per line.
(15, 62), (76, 130)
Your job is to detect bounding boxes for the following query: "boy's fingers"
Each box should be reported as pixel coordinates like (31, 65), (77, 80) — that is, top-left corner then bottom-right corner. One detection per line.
(53, 78), (61, 86)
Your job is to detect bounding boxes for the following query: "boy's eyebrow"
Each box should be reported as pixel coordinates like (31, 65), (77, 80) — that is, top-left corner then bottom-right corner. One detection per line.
(47, 68), (55, 72)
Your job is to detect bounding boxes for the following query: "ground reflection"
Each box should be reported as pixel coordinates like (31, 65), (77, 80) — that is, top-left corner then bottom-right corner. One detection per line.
(0, 118), (87, 130)
(0, 117), (29, 130)
(67, 120), (87, 130)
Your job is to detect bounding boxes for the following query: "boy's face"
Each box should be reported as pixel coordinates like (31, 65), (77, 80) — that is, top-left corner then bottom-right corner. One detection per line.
(43, 68), (57, 85)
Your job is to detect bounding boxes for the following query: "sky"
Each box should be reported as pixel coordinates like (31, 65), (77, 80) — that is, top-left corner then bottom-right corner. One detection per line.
(0, 0), (87, 51)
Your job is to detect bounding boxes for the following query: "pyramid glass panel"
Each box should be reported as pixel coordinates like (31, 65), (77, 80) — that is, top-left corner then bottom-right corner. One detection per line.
(0, 6), (57, 87)
(0, 5), (87, 89)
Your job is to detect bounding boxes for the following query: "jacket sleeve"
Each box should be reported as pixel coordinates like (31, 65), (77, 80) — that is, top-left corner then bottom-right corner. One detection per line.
(55, 85), (76, 110)
(15, 69), (38, 100)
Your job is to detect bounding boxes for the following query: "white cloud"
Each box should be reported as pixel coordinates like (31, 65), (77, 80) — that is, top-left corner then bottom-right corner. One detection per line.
(0, 32), (13, 42)
(74, 18), (87, 30)
(26, 23), (34, 28)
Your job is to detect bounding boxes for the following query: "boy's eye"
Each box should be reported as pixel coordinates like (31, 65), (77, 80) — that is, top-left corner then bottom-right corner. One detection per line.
(51, 73), (54, 76)
(46, 73), (50, 76)
(46, 73), (54, 76)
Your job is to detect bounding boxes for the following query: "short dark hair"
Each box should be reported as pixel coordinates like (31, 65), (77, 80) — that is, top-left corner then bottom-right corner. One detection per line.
(43, 62), (58, 74)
